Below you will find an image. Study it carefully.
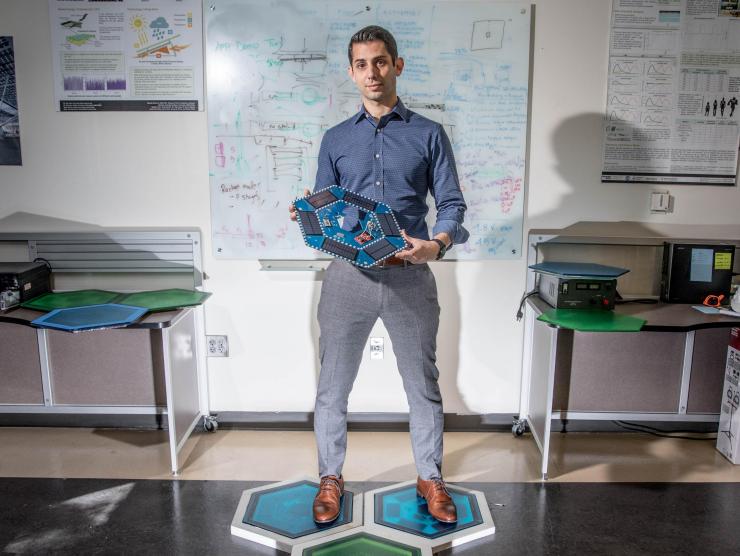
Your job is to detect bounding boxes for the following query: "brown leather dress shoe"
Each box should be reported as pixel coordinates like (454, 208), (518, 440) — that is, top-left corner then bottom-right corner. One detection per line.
(313, 475), (344, 523)
(416, 477), (458, 523)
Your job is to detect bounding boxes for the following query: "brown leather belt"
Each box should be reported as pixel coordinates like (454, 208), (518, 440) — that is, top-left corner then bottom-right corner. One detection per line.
(376, 255), (408, 268)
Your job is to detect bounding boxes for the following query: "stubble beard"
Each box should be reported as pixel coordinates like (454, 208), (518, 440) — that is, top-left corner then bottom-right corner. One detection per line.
(363, 90), (384, 102)
(362, 81), (393, 104)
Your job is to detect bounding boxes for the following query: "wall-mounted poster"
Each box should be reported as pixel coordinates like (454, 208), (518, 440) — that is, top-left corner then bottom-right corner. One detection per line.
(602, 0), (740, 186)
(49, 0), (203, 111)
(0, 37), (22, 166)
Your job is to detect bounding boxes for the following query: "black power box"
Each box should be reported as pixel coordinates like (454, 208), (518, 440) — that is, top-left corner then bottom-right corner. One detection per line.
(0, 262), (51, 311)
(538, 273), (617, 310)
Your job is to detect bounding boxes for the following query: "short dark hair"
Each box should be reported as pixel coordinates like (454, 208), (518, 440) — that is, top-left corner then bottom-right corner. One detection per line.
(348, 25), (398, 65)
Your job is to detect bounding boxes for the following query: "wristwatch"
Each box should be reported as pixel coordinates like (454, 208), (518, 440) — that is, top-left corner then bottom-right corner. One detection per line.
(432, 238), (448, 260)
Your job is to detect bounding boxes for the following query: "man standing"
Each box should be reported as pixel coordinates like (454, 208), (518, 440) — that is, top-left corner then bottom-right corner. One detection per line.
(290, 25), (468, 524)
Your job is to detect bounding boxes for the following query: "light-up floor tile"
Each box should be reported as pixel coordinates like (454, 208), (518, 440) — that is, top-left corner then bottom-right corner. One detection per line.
(364, 481), (495, 552)
(291, 526), (432, 556)
(230, 477), (362, 552)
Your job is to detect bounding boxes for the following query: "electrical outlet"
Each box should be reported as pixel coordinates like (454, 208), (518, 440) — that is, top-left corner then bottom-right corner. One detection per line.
(207, 335), (229, 357)
(650, 191), (673, 213)
(370, 337), (384, 360)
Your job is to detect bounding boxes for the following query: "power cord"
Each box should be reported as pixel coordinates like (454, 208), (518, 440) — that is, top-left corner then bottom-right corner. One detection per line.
(516, 290), (538, 321)
(613, 420), (716, 441)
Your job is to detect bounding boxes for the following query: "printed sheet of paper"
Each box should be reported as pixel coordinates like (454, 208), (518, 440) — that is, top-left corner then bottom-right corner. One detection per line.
(602, 0), (740, 185)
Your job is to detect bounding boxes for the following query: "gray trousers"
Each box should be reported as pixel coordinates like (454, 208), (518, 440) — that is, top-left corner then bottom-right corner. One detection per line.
(314, 260), (443, 480)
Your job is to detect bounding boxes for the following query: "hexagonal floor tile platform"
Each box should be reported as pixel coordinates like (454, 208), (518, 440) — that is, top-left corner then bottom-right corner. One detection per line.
(22, 290), (120, 311)
(364, 481), (495, 552)
(116, 289), (211, 312)
(30, 303), (148, 332)
(230, 477), (362, 552)
(291, 526), (432, 556)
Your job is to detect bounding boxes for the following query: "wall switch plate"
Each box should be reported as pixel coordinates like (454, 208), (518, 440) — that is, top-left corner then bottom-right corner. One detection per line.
(650, 191), (673, 213)
(207, 335), (229, 357)
(370, 337), (384, 360)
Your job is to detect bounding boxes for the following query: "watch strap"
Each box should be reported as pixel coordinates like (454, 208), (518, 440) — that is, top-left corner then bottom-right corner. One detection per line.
(432, 238), (447, 260)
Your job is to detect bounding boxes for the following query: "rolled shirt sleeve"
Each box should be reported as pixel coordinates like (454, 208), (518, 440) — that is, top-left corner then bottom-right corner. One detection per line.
(430, 126), (470, 246)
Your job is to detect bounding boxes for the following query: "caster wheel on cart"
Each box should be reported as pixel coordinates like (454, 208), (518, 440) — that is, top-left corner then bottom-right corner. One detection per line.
(204, 418), (219, 433)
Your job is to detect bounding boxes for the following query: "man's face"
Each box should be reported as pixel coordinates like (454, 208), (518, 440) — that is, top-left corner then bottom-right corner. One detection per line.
(348, 40), (404, 104)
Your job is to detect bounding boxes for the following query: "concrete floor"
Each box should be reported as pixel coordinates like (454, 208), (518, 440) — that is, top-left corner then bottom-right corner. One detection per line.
(0, 427), (735, 482)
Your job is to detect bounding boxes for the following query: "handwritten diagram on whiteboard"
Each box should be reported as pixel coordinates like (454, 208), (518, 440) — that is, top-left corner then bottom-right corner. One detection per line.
(205, 1), (530, 259)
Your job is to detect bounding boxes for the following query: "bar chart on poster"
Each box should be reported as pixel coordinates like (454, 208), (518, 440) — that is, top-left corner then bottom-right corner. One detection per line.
(205, 0), (531, 260)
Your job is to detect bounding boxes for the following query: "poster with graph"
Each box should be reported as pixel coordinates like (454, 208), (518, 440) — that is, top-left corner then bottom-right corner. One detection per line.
(206, 0), (531, 260)
(602, 0), (740, 185)
(49, 0), (203, 111)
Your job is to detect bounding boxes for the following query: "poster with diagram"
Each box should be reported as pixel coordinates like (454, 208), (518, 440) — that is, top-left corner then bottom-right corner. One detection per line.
(602, 0), (740, 185)
(49, 0), (203, 111)
(206, 0), (531, 260)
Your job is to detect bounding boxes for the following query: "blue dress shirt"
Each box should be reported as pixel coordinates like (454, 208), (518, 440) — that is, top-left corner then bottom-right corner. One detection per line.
(314, 99), (469, 246)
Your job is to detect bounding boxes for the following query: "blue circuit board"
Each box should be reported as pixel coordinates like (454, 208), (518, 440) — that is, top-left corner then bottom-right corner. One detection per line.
(294, 186), (408, 268)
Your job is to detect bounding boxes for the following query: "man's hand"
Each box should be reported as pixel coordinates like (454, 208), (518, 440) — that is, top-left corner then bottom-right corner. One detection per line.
(289, 188), (312, 221)
(396, 230), (448, 264)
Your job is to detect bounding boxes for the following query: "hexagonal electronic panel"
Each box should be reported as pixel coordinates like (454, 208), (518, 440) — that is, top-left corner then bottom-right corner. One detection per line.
(291, 526), (432, 556)
(230, 477), (363, 552)
(22, 290), (120, 312)
(30, 303), (148, 332)
(364, 481), (495, 552)
(294, 186), (408, 268)
(116, 289), (211, 312)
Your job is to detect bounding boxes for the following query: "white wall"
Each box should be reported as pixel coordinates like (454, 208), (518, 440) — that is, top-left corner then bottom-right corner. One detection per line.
(2, 0), (739, 415)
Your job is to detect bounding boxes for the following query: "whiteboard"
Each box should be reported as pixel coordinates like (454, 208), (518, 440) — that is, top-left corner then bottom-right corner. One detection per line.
(205, 0), (531, 259)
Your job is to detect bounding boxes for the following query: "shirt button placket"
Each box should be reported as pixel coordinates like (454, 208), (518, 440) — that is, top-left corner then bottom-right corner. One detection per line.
(378, 133), (385, 199)
(379, 127), (384, 196)
(375, 126), (382, 197)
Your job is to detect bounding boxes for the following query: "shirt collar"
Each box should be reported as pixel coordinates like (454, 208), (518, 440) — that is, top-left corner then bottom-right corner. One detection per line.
(354, 98), (410, 124)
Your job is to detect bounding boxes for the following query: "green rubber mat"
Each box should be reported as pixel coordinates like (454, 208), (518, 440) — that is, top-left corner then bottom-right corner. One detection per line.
(21, 290), (121, 311)
(538, 309), (645, 332)
(116, 289), (211, 312)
